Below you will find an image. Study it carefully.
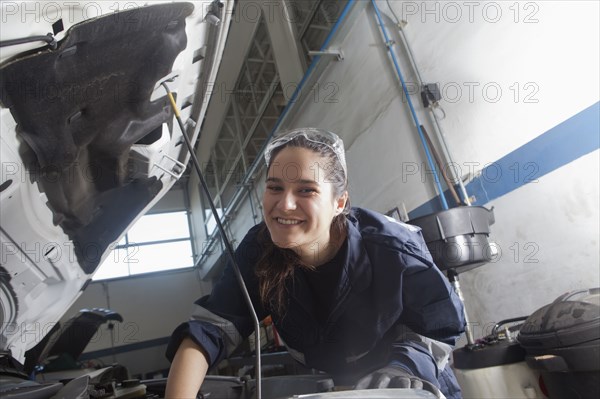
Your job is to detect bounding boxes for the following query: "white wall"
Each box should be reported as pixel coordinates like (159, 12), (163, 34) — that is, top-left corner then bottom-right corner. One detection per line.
(460, 150), (599, 338)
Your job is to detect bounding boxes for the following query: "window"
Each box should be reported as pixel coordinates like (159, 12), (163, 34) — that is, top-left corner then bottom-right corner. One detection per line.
(204, 207), (223, 236)
(93, 211), (193, 280)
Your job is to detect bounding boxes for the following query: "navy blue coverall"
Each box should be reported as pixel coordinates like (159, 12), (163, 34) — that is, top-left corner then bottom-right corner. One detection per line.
(167, 207), (466, 398)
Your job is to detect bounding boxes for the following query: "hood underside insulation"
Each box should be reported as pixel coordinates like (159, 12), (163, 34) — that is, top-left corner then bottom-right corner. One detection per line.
(0, 3), (194, 273)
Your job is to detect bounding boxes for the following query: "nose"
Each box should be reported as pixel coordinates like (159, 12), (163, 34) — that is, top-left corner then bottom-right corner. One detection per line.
(277, 190), (297, 211)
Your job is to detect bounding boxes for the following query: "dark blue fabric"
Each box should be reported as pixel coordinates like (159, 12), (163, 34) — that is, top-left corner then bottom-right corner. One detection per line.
(167, 207), (465, 398)
(390, 344), (440, 387)
(440, 364), (463, 399)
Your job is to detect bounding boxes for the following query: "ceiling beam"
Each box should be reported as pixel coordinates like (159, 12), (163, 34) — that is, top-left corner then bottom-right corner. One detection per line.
(195, 10), (261, 166)
(261, 0), (306, 99)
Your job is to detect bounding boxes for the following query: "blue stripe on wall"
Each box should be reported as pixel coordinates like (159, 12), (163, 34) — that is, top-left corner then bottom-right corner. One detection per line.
(409, 101), (600, 219)
(79, 336), (170, 360)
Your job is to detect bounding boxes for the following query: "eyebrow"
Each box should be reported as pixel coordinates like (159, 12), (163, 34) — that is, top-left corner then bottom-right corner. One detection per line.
(266, 177), (318, 185)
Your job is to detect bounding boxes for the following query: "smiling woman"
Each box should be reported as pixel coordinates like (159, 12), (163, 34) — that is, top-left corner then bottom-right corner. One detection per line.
(258, 132), (349, 315)
(263, 153), (345, 254)
(165, 128), (467, 399)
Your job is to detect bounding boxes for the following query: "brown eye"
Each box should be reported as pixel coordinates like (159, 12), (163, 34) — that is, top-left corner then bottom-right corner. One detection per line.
(299, 188), (317, 194)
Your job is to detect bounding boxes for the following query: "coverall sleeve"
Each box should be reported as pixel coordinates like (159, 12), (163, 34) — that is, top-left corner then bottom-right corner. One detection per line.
(165, 225), (268, 369)
(389, 228), (465, 389)
(398, 234), (466, 344)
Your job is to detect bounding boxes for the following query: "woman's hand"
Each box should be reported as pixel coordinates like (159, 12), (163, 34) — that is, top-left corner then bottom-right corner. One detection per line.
(165, 337), (210, 398)
(354, 364), (442, 398)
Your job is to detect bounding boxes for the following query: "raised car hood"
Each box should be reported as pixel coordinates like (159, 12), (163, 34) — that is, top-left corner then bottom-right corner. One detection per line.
(0, 1), (232, 362)
(0, 2), (194, 273)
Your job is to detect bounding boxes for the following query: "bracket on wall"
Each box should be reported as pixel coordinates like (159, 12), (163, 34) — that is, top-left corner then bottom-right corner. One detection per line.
(308, 49), (344, 61)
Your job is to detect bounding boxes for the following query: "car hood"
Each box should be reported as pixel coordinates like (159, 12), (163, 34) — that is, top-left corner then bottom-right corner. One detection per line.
(0, 1), (231, 362)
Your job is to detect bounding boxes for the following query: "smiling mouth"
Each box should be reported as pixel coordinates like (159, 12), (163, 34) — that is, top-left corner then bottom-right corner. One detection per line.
(276, 217), (303, 225)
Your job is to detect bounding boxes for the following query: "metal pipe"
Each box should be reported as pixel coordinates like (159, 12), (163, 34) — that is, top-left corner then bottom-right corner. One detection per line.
(162, 83), (262, 398)
(387, 4), (472, 205)
(371, 0), (449, 210)
(447, 270), (474, 346)
(0, 33), (57, 49)
(384, 0), (424, 85)
(430, 113), (472, 206)
(421, 125), (462, 205)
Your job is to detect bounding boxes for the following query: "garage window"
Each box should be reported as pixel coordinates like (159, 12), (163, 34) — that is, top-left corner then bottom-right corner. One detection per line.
(93, 211), (193, 280)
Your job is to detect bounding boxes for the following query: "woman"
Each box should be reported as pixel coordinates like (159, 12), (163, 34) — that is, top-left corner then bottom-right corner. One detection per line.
(165, 128), (465, 398)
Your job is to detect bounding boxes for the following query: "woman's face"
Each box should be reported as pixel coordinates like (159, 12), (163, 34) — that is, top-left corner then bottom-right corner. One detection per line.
(263, 146), (347, 264)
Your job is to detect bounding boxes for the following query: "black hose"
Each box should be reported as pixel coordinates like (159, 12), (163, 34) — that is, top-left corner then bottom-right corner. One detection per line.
(491, 316), (529, 336)
(0, 33), (57, 50)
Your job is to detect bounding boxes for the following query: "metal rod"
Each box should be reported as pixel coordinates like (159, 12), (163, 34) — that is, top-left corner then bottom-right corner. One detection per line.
(371, 0), (449, 210)
(447, 270), (474, 346)
(430, 113), (472, 206)
(421, 125), (462, 205)
(161, 83), (262, 398)
(390, 9), (472, 206)
(0, 33), (57, 49)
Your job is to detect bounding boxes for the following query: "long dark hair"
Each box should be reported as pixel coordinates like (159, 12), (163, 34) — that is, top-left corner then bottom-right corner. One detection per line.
(256, 132), (350, 315)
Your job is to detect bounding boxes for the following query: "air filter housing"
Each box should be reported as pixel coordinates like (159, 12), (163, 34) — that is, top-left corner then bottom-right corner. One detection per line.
(408, 206), (495, 272)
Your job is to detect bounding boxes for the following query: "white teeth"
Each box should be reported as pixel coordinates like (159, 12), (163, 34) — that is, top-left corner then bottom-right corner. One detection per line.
(277, 218), (301, 225)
